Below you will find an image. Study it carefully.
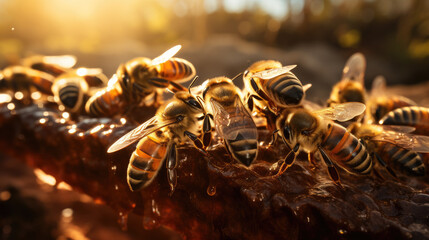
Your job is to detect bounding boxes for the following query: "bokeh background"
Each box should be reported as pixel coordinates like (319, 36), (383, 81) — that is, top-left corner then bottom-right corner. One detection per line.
(1, 0), (429, 239)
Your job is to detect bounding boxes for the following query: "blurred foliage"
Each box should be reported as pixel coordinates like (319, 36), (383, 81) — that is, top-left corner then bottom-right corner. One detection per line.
(1, 0), (429, 81)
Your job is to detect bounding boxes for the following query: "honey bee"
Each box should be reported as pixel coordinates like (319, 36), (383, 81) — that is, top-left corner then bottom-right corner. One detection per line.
(22, 55), (77, 77)
(107, 90), (206, 192)
(243, 60), (310, 114)
(379, 106), (429, 135)
(327, 53), (416, 124)
(200, 77), (258, 166)
(348, 123), (428, 176)
(327, 53), (367, 107)
(85, 45), (196, 117)
(0, 66), (55, 101)
(274, 102), (368, 185)
(52, 68), (108, 113)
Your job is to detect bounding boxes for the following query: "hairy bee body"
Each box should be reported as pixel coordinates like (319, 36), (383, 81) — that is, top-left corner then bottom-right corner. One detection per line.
(157, 58), (195, 81)
(375, 142), (425, 176)
(202, 77), (258, 166)
(379, 106), (429, 127)
(369, 96), (416, 124)
(0, 66), (54, 97)
(86, 51), (195, 117)
(128, 134), (169, 191)
(277, 109), (372, 176)
(108, 91), (205, 192)
(320, 122), (373, 175)
(244, 60), (305, 111)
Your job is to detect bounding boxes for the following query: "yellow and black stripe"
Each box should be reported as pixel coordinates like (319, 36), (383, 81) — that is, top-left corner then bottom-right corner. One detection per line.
(157, 58), (195, 82)
(379, 106), (429, 126)
(264, 71), (304, 107)
(321, 123), (372, 175)
(127, 136), (168, 192)
(85, 86), (125, 117)
(377, 142), (425, 176)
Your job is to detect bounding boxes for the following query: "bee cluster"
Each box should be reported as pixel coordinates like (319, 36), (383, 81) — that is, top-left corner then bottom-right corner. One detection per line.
(1, 46), (428, 194)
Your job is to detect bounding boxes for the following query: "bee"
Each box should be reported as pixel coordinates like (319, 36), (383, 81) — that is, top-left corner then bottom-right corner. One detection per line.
(200, 77), (258, 166)
(348, 123), (428, 176)
(379, 106), (429, 135)
(0, 66), (55, 101)
(22, 55), (77, 77)
(107, 90), (206, 192)
(327, 53), (367, 107)
(327, 53), (415, 124)
(274, 102), (368, 185)
(85, 45), (196, 117)
(243, 60), (310, 114)
(52, 68), (108, 113)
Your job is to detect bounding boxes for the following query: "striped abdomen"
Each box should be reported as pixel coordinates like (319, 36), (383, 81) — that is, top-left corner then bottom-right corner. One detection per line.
(376, 142), (425, 176)
(85, 86), (125, 117)
(379, 106), (429, 135)
(58, 84), (81, 110)
(217, 106), (258, 167)
(371, 97), (416, 123)
(157, 58), (196, 82)
(321, 123), (372, 175)
(127, 136), (168, 191)
(264, 72), (304, 107)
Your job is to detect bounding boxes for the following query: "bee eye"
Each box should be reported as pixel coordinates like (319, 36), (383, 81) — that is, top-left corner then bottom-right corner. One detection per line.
(122, 72), (130, 84)
(283, 126), (291, 141)
(187, 98), (202, 109)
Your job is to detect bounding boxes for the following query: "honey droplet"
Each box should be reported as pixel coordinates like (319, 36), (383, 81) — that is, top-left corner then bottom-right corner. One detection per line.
(207, 185), (217, 196)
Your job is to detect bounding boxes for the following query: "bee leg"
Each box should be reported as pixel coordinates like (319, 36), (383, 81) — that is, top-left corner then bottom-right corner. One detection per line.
(275, 144), (299, 177)
(166, 143), (178, 194)
(184, 130), (206, 154)
(148, 78), (187, 93)
(373, 152), (398, 179)
(268, 129), (279, 147)
(308, 152), (317, 169)
(318, 146), (342, 187)
(202, 114), (212, 148)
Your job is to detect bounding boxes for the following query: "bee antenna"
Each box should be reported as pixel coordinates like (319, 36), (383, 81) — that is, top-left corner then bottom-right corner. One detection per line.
(231, 72), (244, 82)
(188, 76), (199, 95)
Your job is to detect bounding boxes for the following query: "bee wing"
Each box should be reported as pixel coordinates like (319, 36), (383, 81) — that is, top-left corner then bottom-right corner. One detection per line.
(342, 53), (366, 85)
(314, 102), (366, 122)
(42, 55), (77, 68)
(372, 131), (429, 153)
(107, 116), (176, 153)
(370, 75), (386, 96)
(151, 45), (182, 65)
(252, 65), (297, 79)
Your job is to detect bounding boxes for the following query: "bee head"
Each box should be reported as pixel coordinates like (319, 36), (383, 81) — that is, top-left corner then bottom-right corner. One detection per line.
(288, 110), (317, 138)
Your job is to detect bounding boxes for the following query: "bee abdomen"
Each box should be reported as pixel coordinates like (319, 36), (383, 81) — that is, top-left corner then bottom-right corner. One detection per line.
(157, 58), (195, 82)
(127, 137), (167, 191)
(58, 85), (80, 109)
(265, 73), (303, 107)
(379, 143), (425, 176)
(225, 128), (258, 167)
(322, 124), (372, 175)
(380, 106), (429, 126)
(85, 87), (124, 117)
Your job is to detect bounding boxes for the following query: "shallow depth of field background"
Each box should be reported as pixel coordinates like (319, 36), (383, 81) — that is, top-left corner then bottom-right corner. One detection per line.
(1, 0), (429, 100)
(1, 1), (429, 240)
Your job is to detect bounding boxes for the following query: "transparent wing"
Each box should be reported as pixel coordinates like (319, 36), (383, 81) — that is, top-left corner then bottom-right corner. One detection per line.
(252, 65), (297, 79)
(372, 131), (429, 153)
(314, 102), (366, 122)
(342, 53), (366, 85)
(42, 55), (77, 68)
(151, 45), (182, 66)
(370, 75), (387, 96)
(76, 67), (102, 76)
(107, 116), (176, 153)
